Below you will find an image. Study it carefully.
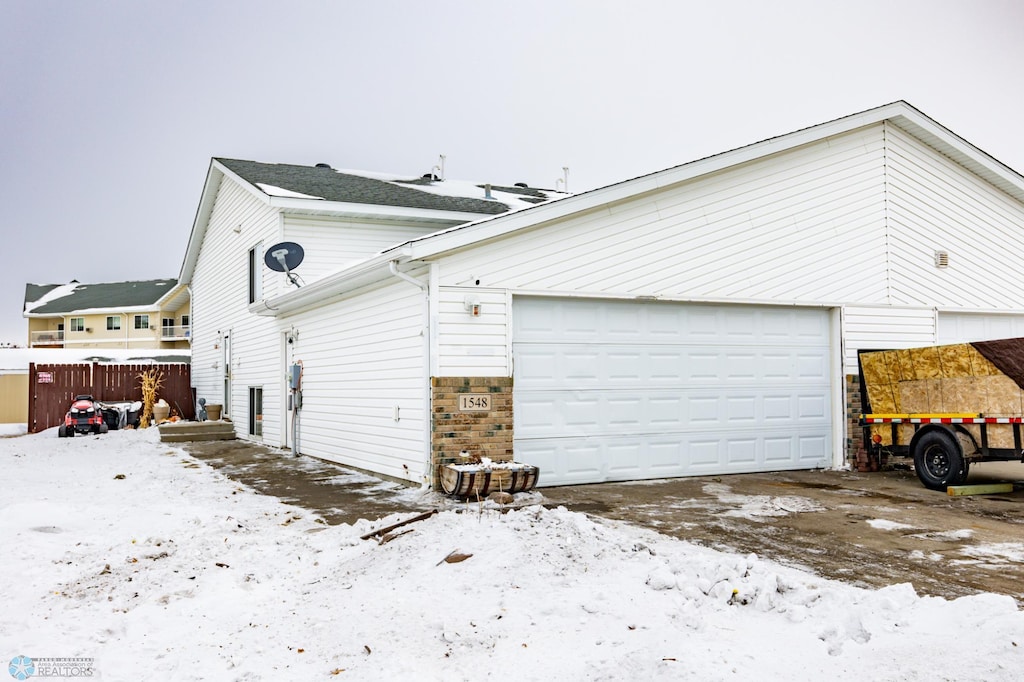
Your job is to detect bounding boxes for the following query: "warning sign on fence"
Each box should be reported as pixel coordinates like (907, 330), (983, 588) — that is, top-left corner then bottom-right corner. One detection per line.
(37, 372), (53, 383)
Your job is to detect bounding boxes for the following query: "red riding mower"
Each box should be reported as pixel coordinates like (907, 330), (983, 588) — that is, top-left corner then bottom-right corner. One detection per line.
(58, 395), (110, 437)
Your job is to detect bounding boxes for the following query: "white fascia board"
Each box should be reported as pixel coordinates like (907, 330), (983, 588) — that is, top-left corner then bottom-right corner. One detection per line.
(25, 305), (159, 318)
(153, 282), (187, 306)
(397, 101), (1024, 263)
(395, 103), (914, 261)
(249, 252), (399, 318)
(269, 195), (491, 224)
(889, 107), (1024, 193)
(179, 161), (226, 284)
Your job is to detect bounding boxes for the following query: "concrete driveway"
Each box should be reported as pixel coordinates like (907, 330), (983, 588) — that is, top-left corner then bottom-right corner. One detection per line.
(542, 462), (1024, 602)
(181, 440), (1024, 603)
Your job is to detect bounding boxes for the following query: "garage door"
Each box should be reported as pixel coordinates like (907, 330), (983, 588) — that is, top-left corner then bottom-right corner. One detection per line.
(937, 313), (1024, 344)
(513, 298), (832, 486)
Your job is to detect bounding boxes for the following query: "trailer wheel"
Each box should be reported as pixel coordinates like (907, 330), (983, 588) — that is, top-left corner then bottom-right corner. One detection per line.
(913, 429), (969, 490)
(58, 425), (68, 438)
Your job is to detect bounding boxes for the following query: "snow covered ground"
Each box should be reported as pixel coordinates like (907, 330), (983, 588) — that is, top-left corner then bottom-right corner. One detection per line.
(2, 428), (1024, 681)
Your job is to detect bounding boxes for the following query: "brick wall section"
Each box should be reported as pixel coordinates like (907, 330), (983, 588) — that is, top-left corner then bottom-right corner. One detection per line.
(430, 377), (514, 489)
(846, 373), (890, 472)
(845, 374), (863, 467)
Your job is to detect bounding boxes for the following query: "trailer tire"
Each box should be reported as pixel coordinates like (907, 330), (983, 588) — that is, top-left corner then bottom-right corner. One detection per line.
(913, 429), (969, 490)
(58, 425), (67, 438)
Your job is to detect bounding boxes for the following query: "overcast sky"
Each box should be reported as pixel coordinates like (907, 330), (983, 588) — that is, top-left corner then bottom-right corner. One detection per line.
(2, 0), (1023, 345)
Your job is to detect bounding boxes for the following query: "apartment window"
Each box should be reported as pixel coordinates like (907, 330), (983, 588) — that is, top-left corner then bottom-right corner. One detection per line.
(181, 315), (190, 327)
(134, 314), (150, 330)
(248, 242), (263, 304)
(69, 318), (85, 332)
(107, 316), (121, 331)
(249, 387), (263, 437)
(162, 318), (175, 336)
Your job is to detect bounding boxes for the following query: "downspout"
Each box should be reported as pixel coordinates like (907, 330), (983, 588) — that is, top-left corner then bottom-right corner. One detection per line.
(388, 260), (432, 488)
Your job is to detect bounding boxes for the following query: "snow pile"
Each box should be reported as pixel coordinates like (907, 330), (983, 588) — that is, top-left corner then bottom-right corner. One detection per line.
(2, 429), (1024, 681)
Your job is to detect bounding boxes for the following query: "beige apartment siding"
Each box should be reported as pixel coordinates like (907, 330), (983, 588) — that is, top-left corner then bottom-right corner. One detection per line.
(57, 311), (164, 349)
(0, 373), (28, 423)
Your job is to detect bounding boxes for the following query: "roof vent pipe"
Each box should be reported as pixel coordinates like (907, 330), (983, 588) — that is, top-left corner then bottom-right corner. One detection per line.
(431, 154), (446, 181)
(484, 183), (493, 200)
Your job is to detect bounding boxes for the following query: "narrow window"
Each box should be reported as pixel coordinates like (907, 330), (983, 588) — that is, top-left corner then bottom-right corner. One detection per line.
(107, 316), (121, 331)
(249, 387), (263, 437)
(70, 317), (85, 332)
(134, 314), (150, 330)
(248, 242), (263, 304)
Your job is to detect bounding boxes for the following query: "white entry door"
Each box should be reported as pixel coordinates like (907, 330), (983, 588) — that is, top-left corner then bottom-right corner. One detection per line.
(513, 298), (832, 487)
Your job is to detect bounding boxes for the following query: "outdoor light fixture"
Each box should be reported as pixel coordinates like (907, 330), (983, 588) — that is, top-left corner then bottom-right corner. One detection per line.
(464, 296), (481, 317)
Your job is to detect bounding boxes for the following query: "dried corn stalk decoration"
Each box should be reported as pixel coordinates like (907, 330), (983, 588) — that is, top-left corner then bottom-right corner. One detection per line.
(137, 368), (165, 428)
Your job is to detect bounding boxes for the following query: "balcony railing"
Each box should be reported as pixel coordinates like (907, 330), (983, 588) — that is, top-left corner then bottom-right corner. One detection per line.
(30, 330), (65, 346)
(161, 325), (191, 340)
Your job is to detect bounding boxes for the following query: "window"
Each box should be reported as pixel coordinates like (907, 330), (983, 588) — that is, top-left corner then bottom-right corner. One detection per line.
(70, 317), (85, 332)
(134, 314), (150, 330)
(249, 387), (263, 437)
(248, 242), (263, 304)
(181, 315), (189, 327)
(107, 316), (121, 331)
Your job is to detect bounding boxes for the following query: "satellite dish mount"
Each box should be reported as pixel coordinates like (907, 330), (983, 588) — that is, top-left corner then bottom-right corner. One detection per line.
(264, 241), (305, 288)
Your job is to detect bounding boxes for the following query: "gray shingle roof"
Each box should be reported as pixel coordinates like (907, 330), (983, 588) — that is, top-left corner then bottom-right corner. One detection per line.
(25, 279), (178, 314)
(216, 158), (536, 215)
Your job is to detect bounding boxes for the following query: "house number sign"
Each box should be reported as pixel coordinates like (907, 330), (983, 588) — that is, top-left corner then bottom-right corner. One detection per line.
(459, 394), (491, 412)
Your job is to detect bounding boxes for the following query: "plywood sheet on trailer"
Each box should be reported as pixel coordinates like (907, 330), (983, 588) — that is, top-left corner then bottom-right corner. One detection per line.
(861, 338), (1024, 447)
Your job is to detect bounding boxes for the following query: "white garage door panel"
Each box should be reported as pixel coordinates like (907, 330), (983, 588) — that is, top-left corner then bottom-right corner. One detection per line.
(513, 298), (832, 486)
(937, 313), (1024, 344)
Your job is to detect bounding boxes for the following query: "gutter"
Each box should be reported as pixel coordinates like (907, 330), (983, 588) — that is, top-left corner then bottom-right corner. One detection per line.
(249, 253), (398, 317)
(388, 260), (433, 489)
(389, 260), (425, 290)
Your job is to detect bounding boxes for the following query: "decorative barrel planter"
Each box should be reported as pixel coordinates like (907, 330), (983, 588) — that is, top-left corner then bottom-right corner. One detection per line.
(152, 404), (170, 423)
(440, 462), (539, 498)
(206, 404), (223, 420)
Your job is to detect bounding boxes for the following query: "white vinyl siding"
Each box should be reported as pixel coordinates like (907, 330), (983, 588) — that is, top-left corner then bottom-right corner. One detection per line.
(437, 126), (889, 305)
(278, 278), (428, 484)
(841, 306), (936, 374)
(936, 312), (1024, 344)
(513, 298), (832, 486)
(283, 216), (447, 284)
(436, 287), (509, 376)
(885, 123), (1024, 309)
(191, 178), (284, 444)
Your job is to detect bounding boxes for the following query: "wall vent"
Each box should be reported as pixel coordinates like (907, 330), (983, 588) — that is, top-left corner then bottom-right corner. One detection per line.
(934, 250), (949, 268)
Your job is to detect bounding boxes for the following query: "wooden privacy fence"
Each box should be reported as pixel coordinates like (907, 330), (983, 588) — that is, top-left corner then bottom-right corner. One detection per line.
(28, 363), (193, 433)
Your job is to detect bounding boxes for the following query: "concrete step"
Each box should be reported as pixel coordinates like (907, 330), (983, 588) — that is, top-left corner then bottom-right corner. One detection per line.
(158, 420), (237, 442)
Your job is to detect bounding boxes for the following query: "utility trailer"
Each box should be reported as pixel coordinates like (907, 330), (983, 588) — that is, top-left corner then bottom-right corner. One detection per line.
(858, 338), (1024, 490)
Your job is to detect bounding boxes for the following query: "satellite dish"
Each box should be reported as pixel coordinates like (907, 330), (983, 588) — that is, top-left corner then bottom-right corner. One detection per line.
(264, 242), (305, 287)
(265, 242), (304, 272)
